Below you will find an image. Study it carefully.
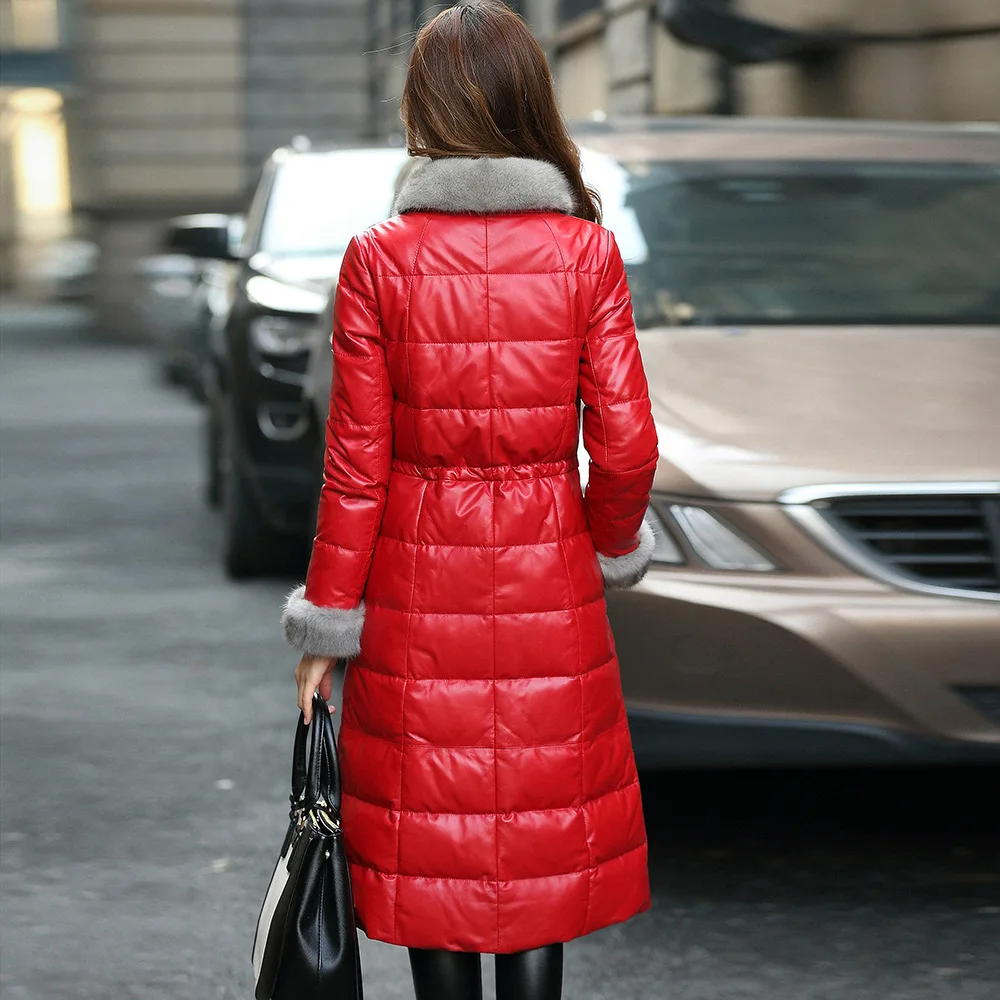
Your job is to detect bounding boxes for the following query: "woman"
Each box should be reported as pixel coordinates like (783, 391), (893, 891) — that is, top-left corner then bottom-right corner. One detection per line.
(281, 2), (659, 997)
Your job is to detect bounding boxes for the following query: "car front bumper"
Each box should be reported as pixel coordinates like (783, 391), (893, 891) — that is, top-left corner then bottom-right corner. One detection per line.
(610, 571), (1000, 768)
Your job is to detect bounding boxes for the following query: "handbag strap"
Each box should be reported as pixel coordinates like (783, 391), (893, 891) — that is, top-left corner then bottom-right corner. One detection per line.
(291, 686), (342, 806)
(306, 693), (342, 813)
(301, 674), (343, 806)
(290, 708), (310, 808)
(289, 666), (346, 822)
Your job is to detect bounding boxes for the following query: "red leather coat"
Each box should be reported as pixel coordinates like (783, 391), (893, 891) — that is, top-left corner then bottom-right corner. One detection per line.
(282, 155), (659, 953)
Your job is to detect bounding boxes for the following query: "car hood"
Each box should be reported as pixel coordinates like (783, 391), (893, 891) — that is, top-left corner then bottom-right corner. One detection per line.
(250, 253), (344, 295)
(640, 325), (1000, 501)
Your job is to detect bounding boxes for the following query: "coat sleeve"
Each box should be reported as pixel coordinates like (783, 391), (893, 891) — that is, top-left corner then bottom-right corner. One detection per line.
(579, 229), (659, 590)
(281, 232), (391, 657)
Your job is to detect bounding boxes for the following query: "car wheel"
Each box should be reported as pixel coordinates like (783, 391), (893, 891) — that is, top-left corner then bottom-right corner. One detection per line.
(203, 398), (222, 510)
(219, 400), (289, 579)
(187, 324), (210, 403)
(187, 372), (207, 404)
(158, 357), (188, 388)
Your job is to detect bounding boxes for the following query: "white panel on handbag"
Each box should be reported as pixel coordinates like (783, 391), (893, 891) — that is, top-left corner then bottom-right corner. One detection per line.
(252, 838), (295, 984)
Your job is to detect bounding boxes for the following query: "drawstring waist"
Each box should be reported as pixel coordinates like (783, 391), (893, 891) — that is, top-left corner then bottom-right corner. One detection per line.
(390, 458), (579, 482)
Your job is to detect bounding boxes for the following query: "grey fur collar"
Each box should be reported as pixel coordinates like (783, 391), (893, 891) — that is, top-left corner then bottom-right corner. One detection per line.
(391, 155), (576, 216)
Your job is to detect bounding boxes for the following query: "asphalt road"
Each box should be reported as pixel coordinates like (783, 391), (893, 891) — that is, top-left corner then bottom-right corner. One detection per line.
(1, 315), (999, 999)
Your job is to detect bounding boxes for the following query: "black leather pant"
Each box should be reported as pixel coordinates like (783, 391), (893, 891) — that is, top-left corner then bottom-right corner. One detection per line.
(408, 943), (563, 1000)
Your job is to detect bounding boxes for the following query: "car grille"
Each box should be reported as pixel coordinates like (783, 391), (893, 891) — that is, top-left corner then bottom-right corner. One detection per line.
(276, 352), (309, 375)
(823, 494), (1000, 596)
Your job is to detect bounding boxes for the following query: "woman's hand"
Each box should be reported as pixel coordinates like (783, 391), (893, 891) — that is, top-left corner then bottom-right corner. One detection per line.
(295, 655), (337, 724)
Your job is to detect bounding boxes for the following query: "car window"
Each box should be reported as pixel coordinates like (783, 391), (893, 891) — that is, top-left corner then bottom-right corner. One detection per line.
(259, 149), (409, 258)
(582, 154), (1000, 326)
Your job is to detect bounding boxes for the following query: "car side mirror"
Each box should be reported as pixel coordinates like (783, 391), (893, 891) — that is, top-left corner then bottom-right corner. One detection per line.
(167, 214), (240, 260)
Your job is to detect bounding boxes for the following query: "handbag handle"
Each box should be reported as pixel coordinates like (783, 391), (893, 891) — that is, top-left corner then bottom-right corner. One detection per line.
(306, 692), (343, 811)
(291, 709), (310, 807)
(291, 664), (345, 819)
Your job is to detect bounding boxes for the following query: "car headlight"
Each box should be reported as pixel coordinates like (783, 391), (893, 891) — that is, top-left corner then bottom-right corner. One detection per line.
(643, 504), (685, 565)
(249, 315), (314, 355)
(669, 504), (777, 572)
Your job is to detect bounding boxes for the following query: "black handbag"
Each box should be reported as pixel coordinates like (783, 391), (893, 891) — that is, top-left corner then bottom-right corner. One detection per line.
(252, 688), (364, 1000)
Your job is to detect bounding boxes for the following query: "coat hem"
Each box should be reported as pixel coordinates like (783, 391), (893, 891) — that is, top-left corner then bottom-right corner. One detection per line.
(355, 891), (652, 953)
(348, 840), (651, 952)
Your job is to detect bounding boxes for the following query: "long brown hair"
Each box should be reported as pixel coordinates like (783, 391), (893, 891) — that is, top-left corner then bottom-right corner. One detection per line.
(400, 0), (602, 224)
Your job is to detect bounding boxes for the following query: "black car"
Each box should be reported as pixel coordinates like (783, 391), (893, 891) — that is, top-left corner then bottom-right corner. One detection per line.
(136, 214), (244, 398)
(205, 143), (410, 578)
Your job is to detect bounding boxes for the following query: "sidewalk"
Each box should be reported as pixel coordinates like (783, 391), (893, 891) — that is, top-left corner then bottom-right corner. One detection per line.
(0, 299), (97, 345)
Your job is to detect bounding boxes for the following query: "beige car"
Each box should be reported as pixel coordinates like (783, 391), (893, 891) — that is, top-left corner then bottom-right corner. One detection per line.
(306, 119), (999, 765)
(574, 118), (1000, 766)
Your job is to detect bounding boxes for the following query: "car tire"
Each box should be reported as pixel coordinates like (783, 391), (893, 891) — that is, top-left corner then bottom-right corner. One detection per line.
(187, 373), (207, 404)
(219, 399), (290, 579)
(187, 324), (211, 403)
(158, 357), (189, 388)
(203, 398), (222, 510)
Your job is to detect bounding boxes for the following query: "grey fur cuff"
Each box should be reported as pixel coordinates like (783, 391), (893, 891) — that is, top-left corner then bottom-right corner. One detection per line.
(597, 517), (656, 590)
(281, 585), (365, 659)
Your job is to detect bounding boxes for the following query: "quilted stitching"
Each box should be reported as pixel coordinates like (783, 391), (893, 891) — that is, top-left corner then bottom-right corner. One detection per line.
(301, 206), (658, 952)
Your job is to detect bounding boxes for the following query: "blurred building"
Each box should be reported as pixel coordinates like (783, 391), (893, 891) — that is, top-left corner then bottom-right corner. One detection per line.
(3, 0), (385, 331)
(527, 0), (1000, 121)
(2, 0), (997, 329)
(730, 0), (1000, 121)
(0, 0), (75, 293)
(84, 0), (389, 333)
